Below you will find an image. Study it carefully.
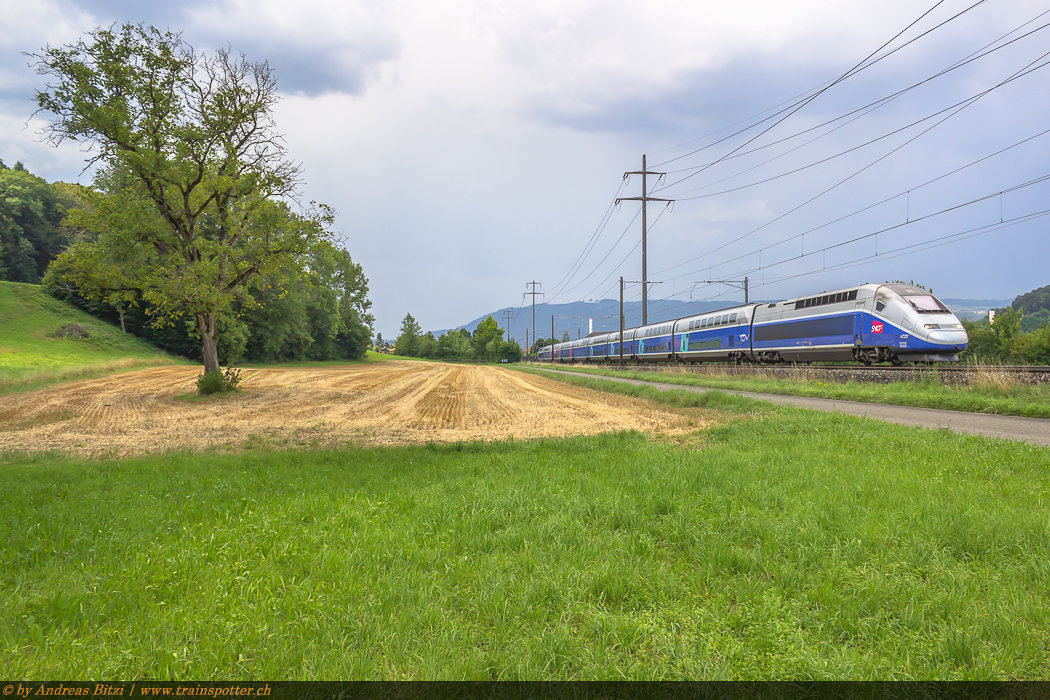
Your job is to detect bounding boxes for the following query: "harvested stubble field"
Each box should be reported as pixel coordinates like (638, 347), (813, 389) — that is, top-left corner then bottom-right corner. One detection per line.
(0, 360), (701, 456)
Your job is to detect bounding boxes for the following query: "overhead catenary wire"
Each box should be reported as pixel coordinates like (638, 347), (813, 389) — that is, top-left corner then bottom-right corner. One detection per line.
(652, 50), (1050, 280)
(660, 201), (1050, 307)
(655, 126), (1050, 285)
(659, 40), (1050, 203)
(545, 175), (632, 300)
(646, 0), (977, 183)
(651, 9), (1050, 183)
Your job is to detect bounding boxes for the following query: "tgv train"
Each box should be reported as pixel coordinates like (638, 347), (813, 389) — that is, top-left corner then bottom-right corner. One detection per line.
(539, 283), (969, 365)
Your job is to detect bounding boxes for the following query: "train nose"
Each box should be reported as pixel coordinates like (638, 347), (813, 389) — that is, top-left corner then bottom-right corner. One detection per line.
(926, 329), (968, 345)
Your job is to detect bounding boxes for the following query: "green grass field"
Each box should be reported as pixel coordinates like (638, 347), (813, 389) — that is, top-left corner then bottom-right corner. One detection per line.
(2, 383), (1048, 679)
(522, 363), (1050, 419)
(0, 281), (177, 393)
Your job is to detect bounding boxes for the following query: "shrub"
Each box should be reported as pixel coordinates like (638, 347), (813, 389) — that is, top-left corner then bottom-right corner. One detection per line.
(196, 367), (242, 396)
(222, 367), (242, 391)
(52, 323), (90, 339)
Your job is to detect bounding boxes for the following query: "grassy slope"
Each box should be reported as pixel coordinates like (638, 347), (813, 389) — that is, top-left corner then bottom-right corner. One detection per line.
(0, 281), (176, 392)
(522, 363), (1050, 419)
(1, 388), (1048, 679)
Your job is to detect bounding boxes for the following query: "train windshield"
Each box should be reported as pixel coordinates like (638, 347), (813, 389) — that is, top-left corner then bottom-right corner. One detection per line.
(905, 295), (948, 313)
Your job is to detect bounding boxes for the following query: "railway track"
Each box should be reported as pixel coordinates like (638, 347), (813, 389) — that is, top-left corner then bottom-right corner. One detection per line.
(527, 361), (1050, 373)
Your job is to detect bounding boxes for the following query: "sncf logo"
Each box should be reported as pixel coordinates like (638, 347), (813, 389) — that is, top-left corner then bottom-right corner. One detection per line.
(871, 322), (884, 334)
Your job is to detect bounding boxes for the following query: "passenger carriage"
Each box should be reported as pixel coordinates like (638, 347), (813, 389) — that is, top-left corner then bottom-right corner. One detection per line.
(675, 304), (758, 364)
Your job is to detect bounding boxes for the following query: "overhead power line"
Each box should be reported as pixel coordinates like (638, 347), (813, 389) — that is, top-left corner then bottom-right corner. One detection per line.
(652, 50), (1050, 280)
(652, 9), (1050, 184)
(657, 125), (1050, 284)
(647, 0), (978, 180)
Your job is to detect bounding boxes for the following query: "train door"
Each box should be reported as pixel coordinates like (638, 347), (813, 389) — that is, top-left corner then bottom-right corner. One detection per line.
(855, 300), (868, 345)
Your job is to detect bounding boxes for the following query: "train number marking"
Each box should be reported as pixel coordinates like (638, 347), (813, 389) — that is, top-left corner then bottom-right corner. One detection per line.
(871, 322), (884, 334)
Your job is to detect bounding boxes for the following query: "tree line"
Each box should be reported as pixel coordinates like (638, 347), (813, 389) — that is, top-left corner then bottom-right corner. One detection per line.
(0, 159), (81, 284)
(959, 283), (1050, 364)
(962, 308), (1050, 365)
(12, 24), (373, 369)
(392, 314), (522, 363)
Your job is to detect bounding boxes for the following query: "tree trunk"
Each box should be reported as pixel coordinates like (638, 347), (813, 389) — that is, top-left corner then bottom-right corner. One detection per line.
(117, 302), (126, 334)
(196, 313), (220, 374)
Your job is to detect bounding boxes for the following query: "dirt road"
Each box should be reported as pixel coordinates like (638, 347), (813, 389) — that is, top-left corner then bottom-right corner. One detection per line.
(0, 361), (699, 456)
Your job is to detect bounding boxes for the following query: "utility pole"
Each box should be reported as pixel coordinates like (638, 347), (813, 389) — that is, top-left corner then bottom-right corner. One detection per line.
(616, 154), (674, 326)
(619, 276), (624, 366)
(697, 277), (749, 304)
(551, 314), (555, 360)
(523, 282), (543, 355)
(502, 309), (514, 342)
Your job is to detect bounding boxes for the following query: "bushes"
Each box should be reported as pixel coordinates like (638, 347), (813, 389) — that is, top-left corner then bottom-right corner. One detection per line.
(196, 367), (242, 396)
(962, 309), (1050, 365)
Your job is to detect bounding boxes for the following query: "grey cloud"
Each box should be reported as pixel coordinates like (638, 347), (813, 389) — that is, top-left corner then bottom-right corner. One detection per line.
(34, 0), (402, 97)
(219, 37), (401, 97)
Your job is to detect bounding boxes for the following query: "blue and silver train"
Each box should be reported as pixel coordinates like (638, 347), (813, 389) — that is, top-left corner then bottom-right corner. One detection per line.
(538, 283), (968, 365)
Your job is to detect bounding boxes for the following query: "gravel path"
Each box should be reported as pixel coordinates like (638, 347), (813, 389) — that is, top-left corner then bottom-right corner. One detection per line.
(538, 369), (1050, 447)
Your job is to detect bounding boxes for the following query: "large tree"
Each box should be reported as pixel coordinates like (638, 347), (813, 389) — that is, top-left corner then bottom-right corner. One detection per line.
(33, 24), (330, 373)
(394, 313), (421, 357)
(471, 315), (502, 361)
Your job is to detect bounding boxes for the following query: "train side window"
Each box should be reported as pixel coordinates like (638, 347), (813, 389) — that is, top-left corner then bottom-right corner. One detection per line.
(876, 301), (886, 312)
(722, 314), (729, 324)
(715, 340), (721, 349)
(700, 319), (707, 328)
(849, 290), (858, 300)
(730, 313), (737, 323)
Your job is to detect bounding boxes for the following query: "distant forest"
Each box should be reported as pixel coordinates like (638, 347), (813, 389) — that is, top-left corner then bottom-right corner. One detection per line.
(961, 284), (1050, 364)
(0, 158), (80, 284)
(1, 158), (373, 364)
(1011, 284), (1050, 332)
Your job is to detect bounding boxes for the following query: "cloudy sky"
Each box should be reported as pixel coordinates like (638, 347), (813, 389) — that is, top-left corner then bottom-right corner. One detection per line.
(3, 0), (1049, 337)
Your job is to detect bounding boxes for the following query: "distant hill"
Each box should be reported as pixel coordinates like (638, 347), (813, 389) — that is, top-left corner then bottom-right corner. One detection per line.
(0, 281), (176, 391)
(941, 298), (1013, 308)
(940, 298), (1013, 322)
(1009, 284), (1050, 332)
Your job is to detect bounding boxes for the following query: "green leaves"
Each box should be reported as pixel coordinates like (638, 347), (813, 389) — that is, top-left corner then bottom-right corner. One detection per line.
(33, 25), (354, 372)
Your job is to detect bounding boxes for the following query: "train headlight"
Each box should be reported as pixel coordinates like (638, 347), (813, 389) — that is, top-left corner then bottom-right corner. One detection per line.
(923, 324), (935, 329)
